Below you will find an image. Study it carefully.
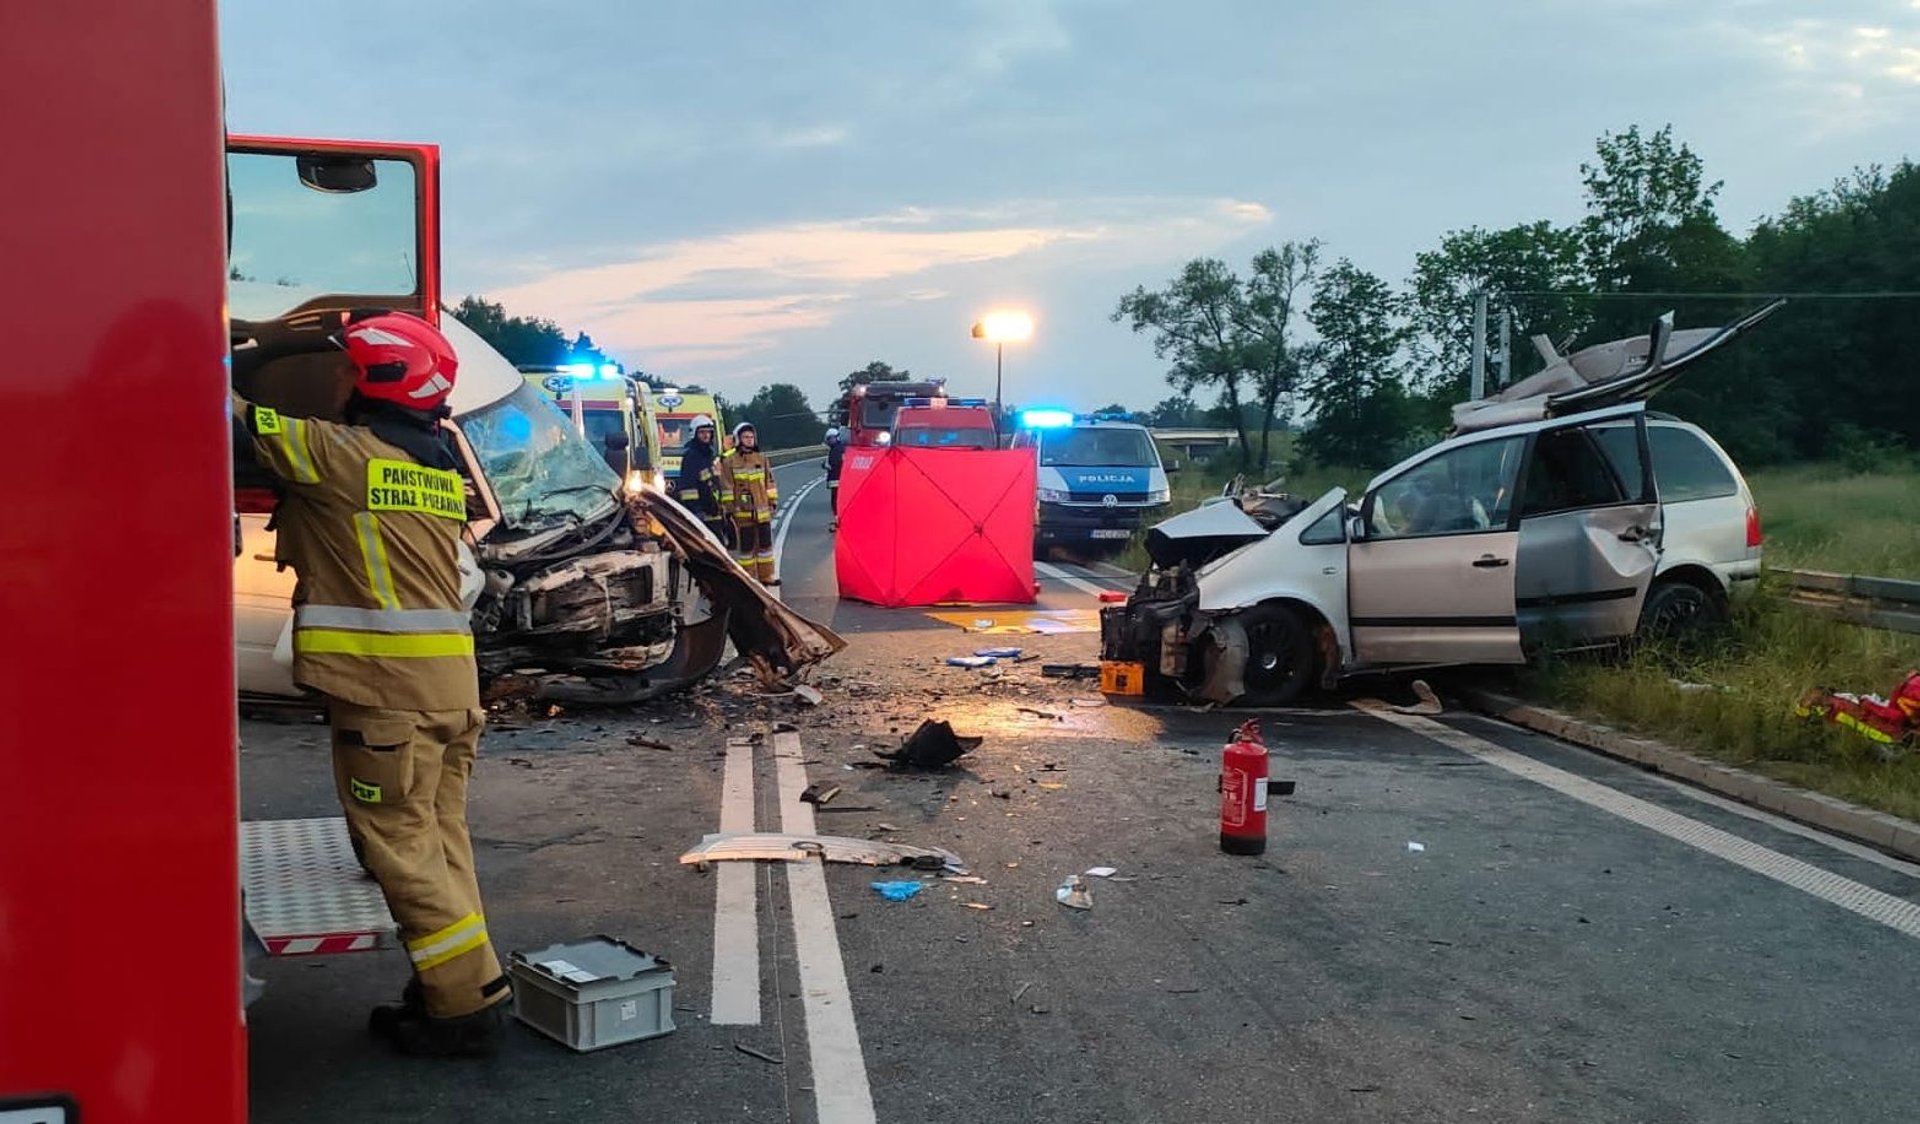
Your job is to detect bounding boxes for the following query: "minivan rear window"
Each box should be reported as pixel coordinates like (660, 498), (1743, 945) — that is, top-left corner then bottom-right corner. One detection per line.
(1594, 425), (1739, 503)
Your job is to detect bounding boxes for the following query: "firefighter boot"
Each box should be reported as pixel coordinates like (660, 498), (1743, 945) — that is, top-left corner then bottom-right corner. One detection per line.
(376, 996), (508, 1059)
(367, 978), (427, 1038)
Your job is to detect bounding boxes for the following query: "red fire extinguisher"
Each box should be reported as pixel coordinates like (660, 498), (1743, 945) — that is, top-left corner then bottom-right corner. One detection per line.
(1219, 718), (1269, 854)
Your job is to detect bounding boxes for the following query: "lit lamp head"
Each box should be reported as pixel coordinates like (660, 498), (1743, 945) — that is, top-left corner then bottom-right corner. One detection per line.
(971, 310), (1034, 344)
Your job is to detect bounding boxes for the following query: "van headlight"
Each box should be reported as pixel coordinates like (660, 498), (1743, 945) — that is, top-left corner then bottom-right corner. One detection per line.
(1147, 486), (1170, 504)
(1037, 487), (1070, 503)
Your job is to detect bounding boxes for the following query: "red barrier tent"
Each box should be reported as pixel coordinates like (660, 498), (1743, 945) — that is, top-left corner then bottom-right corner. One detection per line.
(835, 446), (1036, 606)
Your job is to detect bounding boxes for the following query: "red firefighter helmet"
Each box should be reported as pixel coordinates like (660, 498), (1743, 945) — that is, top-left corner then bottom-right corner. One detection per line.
(335, 311), (458, 411)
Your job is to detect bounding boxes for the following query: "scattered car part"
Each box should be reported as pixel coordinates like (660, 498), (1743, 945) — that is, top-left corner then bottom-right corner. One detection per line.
(878, 720), (982, 769)
(678, 832), (966, 873)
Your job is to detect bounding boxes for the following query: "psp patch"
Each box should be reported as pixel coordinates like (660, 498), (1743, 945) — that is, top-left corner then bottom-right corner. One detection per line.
(349, 777), (383, 804)
(366, 458), (465, 520)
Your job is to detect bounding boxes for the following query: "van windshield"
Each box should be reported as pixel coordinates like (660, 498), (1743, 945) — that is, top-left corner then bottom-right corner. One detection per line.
(1040, 427), (1155, 467)
(459, 384), (620, 526)
(897, 423), (995, 449)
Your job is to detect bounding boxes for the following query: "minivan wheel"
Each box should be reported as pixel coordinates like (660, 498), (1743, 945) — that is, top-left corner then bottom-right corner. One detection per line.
(1637, 579), (1725, 642)
(1235, 604), (1317, 707)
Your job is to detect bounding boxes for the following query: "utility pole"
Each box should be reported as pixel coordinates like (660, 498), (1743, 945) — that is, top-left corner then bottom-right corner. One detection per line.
(1470, 291), (1488, 400)
(1496, 306), (1512, 390)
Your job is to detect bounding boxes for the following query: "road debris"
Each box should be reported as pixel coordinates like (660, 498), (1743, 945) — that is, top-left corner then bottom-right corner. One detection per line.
(734, 1042), (785, 1065)
(1011, 981), (1034, 1005)
(975, 647), (1023, 658)
(1085, 866), (1118, 878)
(1042, 663), (1101, 679)
(946, 655), (998, 668)
(1389, 678), (1445, 715)
(1407, 841), (1427, 853)
(792, 684), (824, 707)
(963, 902), (993, 911)
(871, 880), (925, 902)
(680, 833), (965, 873)
(1097, 590), (1128, 603)
(1056, 874), (1093, 910)
(1016, 706), (1064, 721)
(875, 719), (982, 770)
(1070, 697), (1107, 708)
(626, 734), (675, 751)
(799, 783), (841, 806)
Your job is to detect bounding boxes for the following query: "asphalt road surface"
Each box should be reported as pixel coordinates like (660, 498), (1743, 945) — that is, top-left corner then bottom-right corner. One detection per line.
(243, 458), (1920, 1123)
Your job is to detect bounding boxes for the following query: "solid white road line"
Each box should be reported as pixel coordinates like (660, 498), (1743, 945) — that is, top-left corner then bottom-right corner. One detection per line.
(710, 737), (761, 1025)
(772, 473), (826, 579)
(773, 731), (878, 1124)
(1359, 702), (1920, 943)
(1034, 559), (1116, 597)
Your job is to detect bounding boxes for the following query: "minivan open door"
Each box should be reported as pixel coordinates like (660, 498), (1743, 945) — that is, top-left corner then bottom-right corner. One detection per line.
(1347, 432), (1528, 665)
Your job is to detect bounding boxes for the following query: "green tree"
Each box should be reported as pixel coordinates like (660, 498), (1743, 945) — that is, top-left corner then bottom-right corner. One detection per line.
(1237, 240), (1322, 469)
(1302, 260), (1419, 468)
(1146, 395), (1200, 427)
(1408, 222), (1588, 401)
(735, 383), (826, 449)
(1113, 258), (1254, 466)
(839, 360), (913, 392)
(452, 295), (573, 366)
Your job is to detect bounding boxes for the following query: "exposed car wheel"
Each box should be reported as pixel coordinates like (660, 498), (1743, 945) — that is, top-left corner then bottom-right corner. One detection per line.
(1637, 579), (1725, 643)
(1236, 604), (1317, 707)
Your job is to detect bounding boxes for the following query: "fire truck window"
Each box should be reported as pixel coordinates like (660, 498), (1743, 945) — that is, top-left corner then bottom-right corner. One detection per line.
(227, 152), (419, 304)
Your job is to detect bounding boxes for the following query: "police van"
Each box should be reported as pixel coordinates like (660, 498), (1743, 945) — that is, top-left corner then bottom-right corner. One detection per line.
(1011, 410), (1170, 555)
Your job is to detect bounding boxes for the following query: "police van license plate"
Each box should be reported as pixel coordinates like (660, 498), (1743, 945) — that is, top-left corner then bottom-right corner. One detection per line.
(1090, 529), (1131, 540)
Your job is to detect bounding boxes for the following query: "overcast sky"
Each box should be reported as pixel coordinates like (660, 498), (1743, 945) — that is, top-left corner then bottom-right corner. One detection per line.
(221, 0), (1920, 413)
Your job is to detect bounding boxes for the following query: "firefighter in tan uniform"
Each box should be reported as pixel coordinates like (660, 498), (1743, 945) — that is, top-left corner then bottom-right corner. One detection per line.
(718, 421), (780, 584)
(231, 310), (509, 1057)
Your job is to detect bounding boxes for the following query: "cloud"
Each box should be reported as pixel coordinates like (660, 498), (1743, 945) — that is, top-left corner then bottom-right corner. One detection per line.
(768, 124), (852, 149)
(1726, 10), (1920, 134)
(484, 197), (1271, 371)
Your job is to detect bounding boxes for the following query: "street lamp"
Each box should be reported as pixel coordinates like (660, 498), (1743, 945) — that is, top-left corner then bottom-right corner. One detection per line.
(971, 310), (1034, 425)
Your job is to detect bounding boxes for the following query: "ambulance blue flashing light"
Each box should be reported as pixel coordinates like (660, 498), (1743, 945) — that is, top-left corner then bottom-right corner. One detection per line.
(1019, 408), (1075, 429)
(560, 361), (625, 381)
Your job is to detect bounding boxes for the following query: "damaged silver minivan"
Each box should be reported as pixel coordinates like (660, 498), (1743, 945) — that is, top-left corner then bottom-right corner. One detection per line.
(229, 135), (839, 705)
(1101, 304), (1780, 706)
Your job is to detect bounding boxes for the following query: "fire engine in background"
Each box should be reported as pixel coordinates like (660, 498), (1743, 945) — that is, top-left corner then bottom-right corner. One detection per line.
(645, 384), (726, 490)
(520, 361), (667, 494)
(832, 377), (998, 447)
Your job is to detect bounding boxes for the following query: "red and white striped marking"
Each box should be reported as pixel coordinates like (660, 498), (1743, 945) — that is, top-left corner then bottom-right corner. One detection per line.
(265, 932), (383, 957)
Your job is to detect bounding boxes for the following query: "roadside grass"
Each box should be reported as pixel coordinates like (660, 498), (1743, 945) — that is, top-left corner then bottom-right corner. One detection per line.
(1533, 459), (1920, 821)
(1749, 461), (1920, 579)
(1526, 581), (1920, 820)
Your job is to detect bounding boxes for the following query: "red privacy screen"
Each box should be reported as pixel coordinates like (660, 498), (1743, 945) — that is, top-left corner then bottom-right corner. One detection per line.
(835, 446), (1037, 607)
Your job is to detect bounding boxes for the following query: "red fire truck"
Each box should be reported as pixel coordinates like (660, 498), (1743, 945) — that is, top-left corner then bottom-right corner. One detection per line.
(2, 3), (246, 1122)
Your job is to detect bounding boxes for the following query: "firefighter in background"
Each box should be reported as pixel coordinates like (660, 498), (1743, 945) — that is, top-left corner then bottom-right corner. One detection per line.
(824, 424), (847, 532)
(231, 310), (509, 1057)
(720, 421), (780, 584)
(675, 414), (730, 546)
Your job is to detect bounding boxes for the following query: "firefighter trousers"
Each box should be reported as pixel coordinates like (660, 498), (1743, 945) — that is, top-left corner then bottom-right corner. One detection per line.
(328, 699), (508, 1019)
(732, 514), (776, 582)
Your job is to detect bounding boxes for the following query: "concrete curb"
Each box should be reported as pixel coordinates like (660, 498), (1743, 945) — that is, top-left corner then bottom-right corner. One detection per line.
(1459, 687), (1920, 864)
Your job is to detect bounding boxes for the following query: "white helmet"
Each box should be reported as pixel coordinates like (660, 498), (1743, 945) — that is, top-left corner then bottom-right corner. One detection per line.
(732, 422), (756, 442)
(690, 414), (716, 435)
(824, 425), (841, 440)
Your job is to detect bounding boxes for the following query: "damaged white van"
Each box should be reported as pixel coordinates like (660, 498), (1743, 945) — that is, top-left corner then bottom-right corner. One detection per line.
(227, 136), (839, 705)
(1100, 305), (1779, 706)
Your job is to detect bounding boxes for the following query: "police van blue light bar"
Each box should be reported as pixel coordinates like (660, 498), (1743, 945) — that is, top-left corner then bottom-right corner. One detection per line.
(1019, 408), (1075, 429)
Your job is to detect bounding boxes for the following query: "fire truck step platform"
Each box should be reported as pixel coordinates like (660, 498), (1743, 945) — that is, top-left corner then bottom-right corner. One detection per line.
(241, 817), (397, 956)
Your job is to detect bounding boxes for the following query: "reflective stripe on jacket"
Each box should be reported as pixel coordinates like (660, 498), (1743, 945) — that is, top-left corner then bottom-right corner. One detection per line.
(719, 447), (777, 522)
(235, 395), (479, 711)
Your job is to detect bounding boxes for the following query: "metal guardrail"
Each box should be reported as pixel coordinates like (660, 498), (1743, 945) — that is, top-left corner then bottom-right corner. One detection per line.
(766, 445), (826, 467)
(1777, 568), (1920, 635)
